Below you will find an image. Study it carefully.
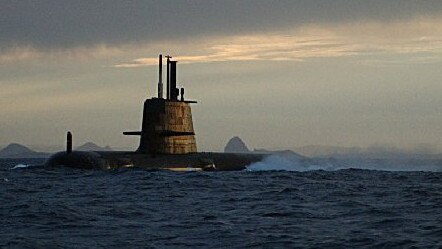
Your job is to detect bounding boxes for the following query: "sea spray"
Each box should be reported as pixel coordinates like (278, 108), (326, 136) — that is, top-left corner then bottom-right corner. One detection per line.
(247, 155), (442, 172)
(10, 164), (32, 170)
(246, 154), (335, 171)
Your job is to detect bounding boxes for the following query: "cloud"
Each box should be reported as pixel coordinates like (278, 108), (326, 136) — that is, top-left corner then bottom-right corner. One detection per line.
(3, 15), (442, 67)
(0, 46), (41, 64)
(114, 35), (352, 67)
(1, 0), (442, 51)
(0, 44), (122, 64)
(114, 17), (442, 67)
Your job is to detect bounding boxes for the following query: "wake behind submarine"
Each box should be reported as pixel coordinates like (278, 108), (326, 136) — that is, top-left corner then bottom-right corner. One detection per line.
(45, 54), (265, 171)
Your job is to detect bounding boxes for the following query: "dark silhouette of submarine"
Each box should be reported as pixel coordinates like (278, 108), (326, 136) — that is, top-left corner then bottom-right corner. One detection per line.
(45, 54), (265, 171)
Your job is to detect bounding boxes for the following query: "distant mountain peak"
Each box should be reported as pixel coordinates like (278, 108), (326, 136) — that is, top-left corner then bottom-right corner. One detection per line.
(1, 143), (34, 154)
(75, 142), (112, 151)
(0, 143), (49, 158)
(224, 136), (250, 153)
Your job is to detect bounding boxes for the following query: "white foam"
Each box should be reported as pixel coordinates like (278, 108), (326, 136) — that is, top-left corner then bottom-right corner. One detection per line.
(10, 164), (32, 169)
(246, 154), (442, 172)
(247, 154), (334, 172)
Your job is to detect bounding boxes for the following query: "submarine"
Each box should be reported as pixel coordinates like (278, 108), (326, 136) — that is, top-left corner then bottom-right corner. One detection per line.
(45, 54), (265, 171)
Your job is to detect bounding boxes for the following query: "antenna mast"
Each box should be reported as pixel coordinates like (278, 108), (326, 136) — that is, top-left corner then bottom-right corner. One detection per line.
(157, 54), (163, 98)
(165, 55), (172, 99)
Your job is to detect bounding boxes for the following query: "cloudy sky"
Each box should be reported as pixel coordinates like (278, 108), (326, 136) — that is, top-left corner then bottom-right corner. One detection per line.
(1, 0), (442, 152)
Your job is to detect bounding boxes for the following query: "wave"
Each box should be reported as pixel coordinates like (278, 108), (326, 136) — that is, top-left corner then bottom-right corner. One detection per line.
(10, 164), (38, 170)
(247, 154), (442, 172)
(247, 154), (334, 172)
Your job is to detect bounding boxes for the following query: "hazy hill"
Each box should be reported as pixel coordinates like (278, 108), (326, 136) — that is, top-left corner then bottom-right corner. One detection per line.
(253, 148), (306, 159)
(0, 141), (113, 158)
(75, 142), (112, 151)
(0, 143), (49, 158)
(224, 136), (306, 160)
(224, 136), (250, 153)
(295, 145), (442, 159)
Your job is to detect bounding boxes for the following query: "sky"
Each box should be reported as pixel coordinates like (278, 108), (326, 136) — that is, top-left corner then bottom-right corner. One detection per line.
(1, 0), (442, 153)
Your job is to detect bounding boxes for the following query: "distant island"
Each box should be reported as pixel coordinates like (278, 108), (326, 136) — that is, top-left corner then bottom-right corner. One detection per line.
(224, 136), (306, 159)
(294, 145), (442, 159)
(224, 136), (441, 159)
(0, 143), (50, 159)
(1, 138), (440, 159)
(0, 142), (112, 159)
(224, 136), (250, 153)
(75, 142), (113, 152)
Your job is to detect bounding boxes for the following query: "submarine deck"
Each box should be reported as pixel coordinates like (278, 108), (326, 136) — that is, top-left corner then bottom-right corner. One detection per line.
(45, 151), (266, 171)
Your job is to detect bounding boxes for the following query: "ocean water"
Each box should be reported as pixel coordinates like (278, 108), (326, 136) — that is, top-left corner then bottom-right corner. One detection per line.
(1, 157), (441, 248)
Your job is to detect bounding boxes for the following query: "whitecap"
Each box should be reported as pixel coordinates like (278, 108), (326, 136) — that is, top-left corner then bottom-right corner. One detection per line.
(11, 164), (32, 169)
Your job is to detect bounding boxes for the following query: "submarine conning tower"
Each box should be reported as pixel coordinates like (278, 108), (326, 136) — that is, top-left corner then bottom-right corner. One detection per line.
(124, 54), (197, 154)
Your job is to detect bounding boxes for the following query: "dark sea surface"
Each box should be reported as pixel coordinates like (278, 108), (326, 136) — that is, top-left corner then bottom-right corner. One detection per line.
(1, 158), (441, 248)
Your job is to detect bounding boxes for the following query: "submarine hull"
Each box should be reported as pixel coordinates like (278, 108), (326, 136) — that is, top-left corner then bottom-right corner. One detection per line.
(45, 151), (266, 171)
(45, 54), (268, 172)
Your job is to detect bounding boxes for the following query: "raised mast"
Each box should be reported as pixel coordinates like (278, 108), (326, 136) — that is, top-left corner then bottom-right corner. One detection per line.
(165, 55), (172, 99)
(157, 54), (163, 98)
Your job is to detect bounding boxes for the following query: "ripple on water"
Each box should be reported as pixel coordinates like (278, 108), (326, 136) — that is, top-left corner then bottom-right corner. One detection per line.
(0, 159), (441, 248)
